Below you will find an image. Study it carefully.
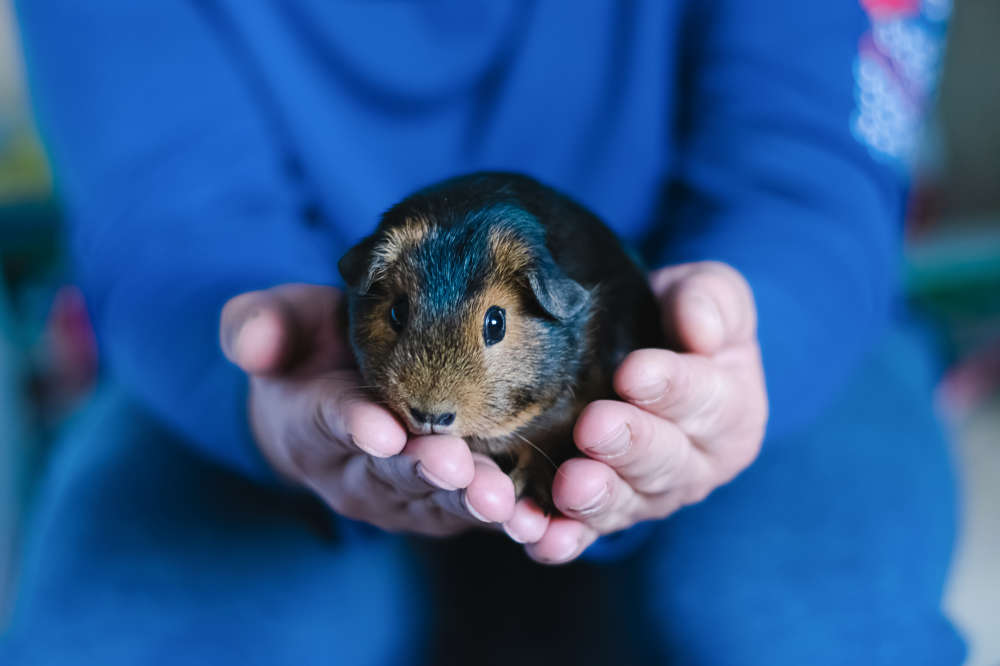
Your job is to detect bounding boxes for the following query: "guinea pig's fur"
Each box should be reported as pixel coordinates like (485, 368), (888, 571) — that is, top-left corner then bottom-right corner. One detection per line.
(339, 172), (663, 512)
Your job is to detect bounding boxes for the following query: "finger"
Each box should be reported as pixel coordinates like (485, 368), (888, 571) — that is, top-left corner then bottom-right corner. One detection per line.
(220, 283), (351, 375)
(309, 454), (470, 537)
(422, 454), (516, 526)
(367, 435), (474, 494)
(573, 399), (711, 495)
(399, 496), (470, 537)
(524, 517), (598, 565)
(502, 498), (550, 544)
(649, 261), (757, 354)
(306, 453), (399, 523)
(551, 457), (643, 533)
(220, 295), (288, 374)
(613, 349), (734, 440)
(314, 371), (408, 458)
(455, 454), (517, 524)
(252, 370), (405, 484)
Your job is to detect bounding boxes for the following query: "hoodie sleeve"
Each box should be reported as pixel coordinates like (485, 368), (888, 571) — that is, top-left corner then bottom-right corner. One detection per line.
(656, 0), (947, 437)
(587, 0), (947, 561)
(15, 2), (340, 480)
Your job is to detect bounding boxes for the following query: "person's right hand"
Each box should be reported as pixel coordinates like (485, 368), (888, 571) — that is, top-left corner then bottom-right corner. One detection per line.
(219, 283), (517, 536)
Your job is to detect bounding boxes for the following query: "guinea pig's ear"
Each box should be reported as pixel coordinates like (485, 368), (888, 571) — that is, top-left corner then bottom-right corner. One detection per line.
(526, 258), (590, 321)
(338, 235), (378, 293)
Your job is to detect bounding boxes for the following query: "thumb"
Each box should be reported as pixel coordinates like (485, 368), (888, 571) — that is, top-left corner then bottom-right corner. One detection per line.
(220, 283), (348, 375)
(650, 261), (757, 355)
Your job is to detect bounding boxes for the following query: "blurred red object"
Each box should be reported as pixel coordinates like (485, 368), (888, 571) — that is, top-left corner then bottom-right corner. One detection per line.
(938, 342), (1000, 417)
(860, 0), (920, 18)
(905, 177), (944, 240)
(32, 285), (98, 414)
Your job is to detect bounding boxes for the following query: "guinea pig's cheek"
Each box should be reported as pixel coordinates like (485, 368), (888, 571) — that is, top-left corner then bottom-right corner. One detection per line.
(464, 379), (519, 437)
(464, 398), (495, 437)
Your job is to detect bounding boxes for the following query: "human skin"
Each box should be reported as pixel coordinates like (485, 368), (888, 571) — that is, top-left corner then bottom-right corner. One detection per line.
(219, 261), (767, 563)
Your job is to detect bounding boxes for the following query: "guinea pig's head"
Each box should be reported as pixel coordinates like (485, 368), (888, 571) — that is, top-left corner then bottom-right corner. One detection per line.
(338, 200), (591, 439)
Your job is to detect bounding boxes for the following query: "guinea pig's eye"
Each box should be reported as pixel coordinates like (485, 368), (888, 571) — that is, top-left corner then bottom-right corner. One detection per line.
(388, 296), (409, 332)
(483, 306), (506, 346)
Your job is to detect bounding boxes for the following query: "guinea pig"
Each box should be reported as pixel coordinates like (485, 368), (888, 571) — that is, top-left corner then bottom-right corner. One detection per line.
(338, 172), (664, 513)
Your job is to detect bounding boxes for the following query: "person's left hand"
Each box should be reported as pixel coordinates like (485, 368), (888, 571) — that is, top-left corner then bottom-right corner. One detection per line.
(500, 261), (769, 563)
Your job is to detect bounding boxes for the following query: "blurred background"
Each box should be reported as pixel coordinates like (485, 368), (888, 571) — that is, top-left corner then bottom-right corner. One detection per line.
(0, 1), (997, 663)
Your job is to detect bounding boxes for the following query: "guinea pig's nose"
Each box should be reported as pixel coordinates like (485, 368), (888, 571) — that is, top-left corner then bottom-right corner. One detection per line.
(409, 407), (430, 424)
(434, 412), (455, 427)
(408, 407), (456, 427)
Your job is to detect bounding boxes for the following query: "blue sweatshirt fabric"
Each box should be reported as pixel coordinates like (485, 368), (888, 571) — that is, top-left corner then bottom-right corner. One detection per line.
(15, 2), (947, 479)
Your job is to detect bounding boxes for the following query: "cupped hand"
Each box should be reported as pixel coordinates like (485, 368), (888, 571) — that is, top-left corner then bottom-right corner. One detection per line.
(503, 262), (769, 563)
(219, 283), (516, 536)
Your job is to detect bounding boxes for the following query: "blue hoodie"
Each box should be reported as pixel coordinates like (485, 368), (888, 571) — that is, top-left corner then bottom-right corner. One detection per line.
(15, 0), (946, 480)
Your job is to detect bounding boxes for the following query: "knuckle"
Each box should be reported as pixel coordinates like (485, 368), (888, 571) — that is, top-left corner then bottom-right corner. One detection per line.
(637, 493), (684, 521)
(312, 396), (344, 446)
(599, 491), (641, 532)
(661, 361), (695, 407)
(673, 372), (729, 436)
(633, 438), (691, 494)
(410, 502), (461, 537)
(682, 483), (713, 506)
(332, 493), (368, 521)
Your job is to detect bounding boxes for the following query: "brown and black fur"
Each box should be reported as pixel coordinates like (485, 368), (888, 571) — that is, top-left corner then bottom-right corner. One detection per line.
(339, 172), (663, 512)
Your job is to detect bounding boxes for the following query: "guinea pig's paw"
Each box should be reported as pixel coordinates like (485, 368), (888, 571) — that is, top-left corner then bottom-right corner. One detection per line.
(510, 465), (556, 516)
(509, 465), (529, 500)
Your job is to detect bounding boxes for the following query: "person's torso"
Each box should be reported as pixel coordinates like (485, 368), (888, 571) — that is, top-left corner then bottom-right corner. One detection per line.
(209, 0), (685, 252)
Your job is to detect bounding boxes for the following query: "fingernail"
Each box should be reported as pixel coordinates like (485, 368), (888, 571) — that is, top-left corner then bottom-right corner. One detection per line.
(570, 484), (609, 515)
(550, 538), (580, 564)
(415, 462), (459, 491)
(630, 378), (668, 405)
(503, 522), (526, 543)
(349, 433), (383, 459)
(231, 310), (259, 359)
(234, 311), (279, 370)
(463, 492), (491, 523)
(587, 424), (632, 458)
(688, 294), (724, 347)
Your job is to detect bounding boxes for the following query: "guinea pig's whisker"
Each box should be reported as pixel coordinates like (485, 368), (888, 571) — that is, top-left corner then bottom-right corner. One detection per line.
(357, 397), (395, 408)
(512, 432), (558, 472)
(349, 393), (390, 404)
(312, 372), (375, 387)
(336, 384), (376, 393)
(339, 388), (387, 403)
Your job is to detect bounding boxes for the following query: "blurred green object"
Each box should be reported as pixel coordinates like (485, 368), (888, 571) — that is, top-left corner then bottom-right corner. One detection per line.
(0, 197), (60, 269)
(0, 256), (34, 628)
(908, 225), (1000, 296)
(0, 128), (50, 203)
(906, 223), (1000, 357)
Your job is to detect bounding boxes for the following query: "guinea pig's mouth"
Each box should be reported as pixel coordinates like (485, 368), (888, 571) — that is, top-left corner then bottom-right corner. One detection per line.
(406, 421), (455, 436)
